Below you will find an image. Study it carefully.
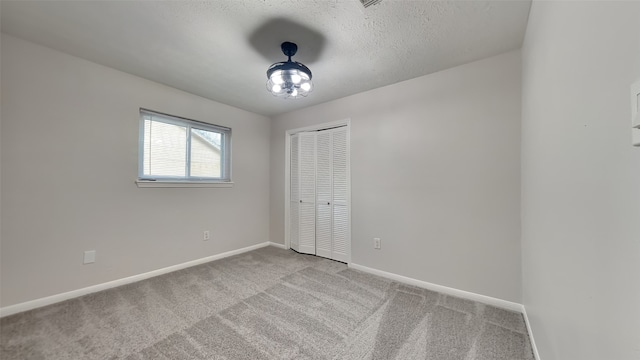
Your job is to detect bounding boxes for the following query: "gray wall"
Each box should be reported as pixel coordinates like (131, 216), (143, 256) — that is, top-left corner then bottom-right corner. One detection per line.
(521, 2), (640, 359)
(0, 34), (271, 307)
(271, 51), (522, 302)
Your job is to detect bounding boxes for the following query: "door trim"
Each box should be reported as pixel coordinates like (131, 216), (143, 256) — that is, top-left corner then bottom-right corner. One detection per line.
(284, 119), (351, 263)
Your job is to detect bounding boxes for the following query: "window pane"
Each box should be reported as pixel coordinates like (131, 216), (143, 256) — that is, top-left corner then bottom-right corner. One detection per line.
(190, 128), (221, 178)
(143, 119), (186, 177)
(139, 109), (231, 182)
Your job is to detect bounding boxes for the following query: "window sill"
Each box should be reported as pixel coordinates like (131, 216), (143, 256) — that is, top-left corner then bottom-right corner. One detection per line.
(135, 180), (234, 188)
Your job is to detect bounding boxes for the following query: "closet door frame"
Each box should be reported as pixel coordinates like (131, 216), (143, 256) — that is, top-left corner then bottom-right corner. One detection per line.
(284, 119), (351, 263)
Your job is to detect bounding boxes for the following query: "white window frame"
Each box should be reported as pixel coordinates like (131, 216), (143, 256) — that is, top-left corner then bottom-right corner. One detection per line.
(136, 109), (232, 188)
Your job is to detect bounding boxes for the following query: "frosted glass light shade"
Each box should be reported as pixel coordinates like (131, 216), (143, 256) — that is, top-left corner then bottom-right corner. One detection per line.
(266, 67), (313, 99)
(266, 42), (313, 99)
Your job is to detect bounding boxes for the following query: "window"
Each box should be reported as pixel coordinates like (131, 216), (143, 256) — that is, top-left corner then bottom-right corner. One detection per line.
(138, 109), (231, 185)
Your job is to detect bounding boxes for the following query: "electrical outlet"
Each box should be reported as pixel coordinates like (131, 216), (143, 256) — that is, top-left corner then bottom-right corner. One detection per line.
(374, 238), (381, 250)
(203, 230), (210, 241)
(83, 250), (96, 264)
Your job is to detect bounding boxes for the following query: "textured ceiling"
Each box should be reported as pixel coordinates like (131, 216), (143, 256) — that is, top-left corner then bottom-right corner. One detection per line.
(0, 0), (531, 116)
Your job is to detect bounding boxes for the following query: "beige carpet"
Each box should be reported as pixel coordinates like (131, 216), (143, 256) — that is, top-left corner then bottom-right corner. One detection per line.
(1, 246), (534, 359)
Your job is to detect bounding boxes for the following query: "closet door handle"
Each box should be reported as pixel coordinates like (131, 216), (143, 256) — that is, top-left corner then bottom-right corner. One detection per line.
(300, 200), (302, 203)
(327, 202), (331, 205)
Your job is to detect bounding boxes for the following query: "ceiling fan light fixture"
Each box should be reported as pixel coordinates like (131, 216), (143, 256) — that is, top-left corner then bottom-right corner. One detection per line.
(266, 42), (313, 99)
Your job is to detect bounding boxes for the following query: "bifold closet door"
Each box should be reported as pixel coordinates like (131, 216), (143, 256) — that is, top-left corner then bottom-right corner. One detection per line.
(290, 127), (348, 261)
(331, 127), (349, 262)
(315, 131), (332, 259)
(297, 132), (317, 255)
(315, 127), (349, 262)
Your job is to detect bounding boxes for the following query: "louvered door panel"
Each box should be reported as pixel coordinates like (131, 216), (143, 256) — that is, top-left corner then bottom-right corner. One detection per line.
(315, 204), (332, 258)
(332, 127), (349, 262)
(290, 200), (299, 251)
(299, 201), (316, 254)
(332, 204), (349, 262)
(332, 128), (348, 205)
(315, 131), (332, 259)
(299, 133), (316, 204)
(316, 131), (332, 204)
(291, 135), (299, 202)
(297, 133), (316, 255)
(290, 135), (299, 251)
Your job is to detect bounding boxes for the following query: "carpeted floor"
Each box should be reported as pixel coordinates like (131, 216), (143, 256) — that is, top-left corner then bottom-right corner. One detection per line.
(1, 246), (534, 359)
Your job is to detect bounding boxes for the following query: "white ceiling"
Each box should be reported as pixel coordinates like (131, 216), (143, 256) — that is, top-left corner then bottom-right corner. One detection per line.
(0, 0), (531, 116)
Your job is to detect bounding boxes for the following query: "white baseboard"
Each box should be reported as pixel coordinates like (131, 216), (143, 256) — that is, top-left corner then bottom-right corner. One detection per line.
(0, 242), (274, 318)
(522, 305), (541, 360)
(348, 263), (523, 312)
(268, 241), (287, 249)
